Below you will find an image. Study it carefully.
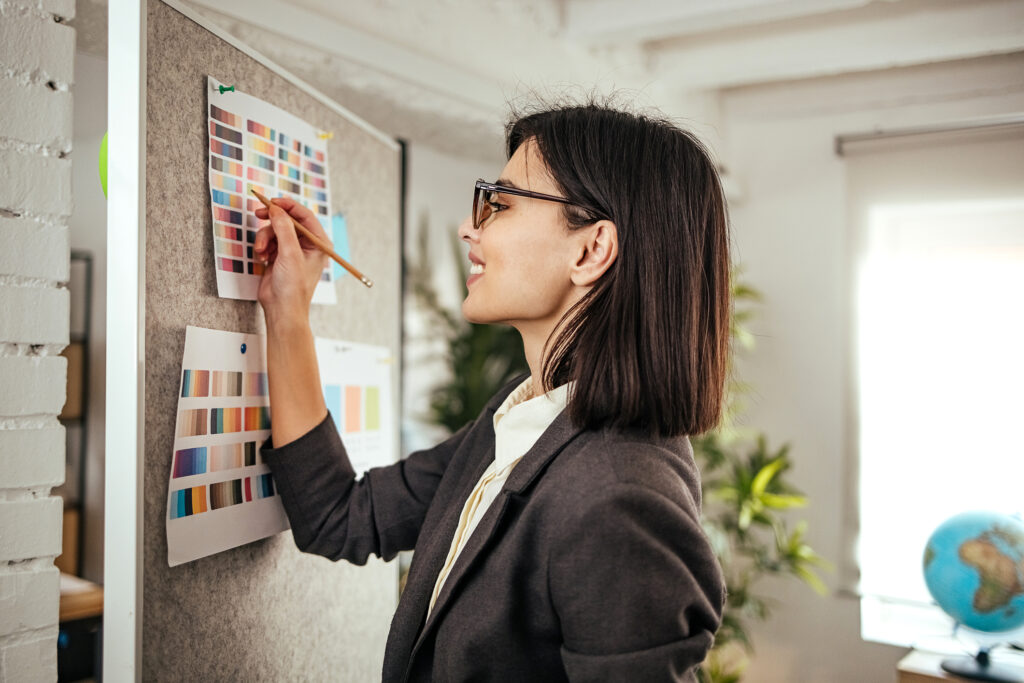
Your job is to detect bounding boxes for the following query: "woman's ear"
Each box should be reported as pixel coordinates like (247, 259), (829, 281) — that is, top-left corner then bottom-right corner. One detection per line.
(570, 220), (618, 287)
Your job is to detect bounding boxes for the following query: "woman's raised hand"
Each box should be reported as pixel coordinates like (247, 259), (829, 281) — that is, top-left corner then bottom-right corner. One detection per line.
(253, 197), (330, 327)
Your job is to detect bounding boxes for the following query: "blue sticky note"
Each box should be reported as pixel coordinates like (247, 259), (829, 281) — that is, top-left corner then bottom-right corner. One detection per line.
(323, 384), (341, 426)
(330, 214), (351, 281)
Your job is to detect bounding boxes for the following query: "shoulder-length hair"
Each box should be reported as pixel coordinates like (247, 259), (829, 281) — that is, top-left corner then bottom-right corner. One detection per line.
(507, 103), (731, 437)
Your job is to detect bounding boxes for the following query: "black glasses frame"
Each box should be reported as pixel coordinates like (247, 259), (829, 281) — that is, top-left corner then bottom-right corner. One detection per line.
(472, 179), (579, 230)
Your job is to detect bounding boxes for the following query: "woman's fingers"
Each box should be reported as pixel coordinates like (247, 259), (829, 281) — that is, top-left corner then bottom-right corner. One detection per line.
(268, 204), (302, 260)
(254, 224), (275, 256)
(269, 197), (331, 244)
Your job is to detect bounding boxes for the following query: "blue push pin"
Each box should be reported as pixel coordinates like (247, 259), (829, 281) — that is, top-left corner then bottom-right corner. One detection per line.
(240, 343), (247, 354)
(219, 85), (235, 94)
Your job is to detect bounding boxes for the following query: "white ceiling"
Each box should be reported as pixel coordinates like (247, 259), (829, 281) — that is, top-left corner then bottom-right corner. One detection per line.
(73, 0), (1024, 158)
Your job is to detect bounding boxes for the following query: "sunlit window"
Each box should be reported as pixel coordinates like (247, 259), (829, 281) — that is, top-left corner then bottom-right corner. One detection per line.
(855, 198), (1024, 645)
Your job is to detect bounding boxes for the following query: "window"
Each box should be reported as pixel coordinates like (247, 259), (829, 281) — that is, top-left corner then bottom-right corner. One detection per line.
(845, 128), (1024, 647)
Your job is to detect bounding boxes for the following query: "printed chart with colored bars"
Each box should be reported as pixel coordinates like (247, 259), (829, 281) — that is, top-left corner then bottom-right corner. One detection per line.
(166, 326), (288, 566)
(206, 75), (335, 304)
(315, 337), (396, 477)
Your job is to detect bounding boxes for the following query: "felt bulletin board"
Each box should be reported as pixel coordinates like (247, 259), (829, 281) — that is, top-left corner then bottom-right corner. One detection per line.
(141, 1), (401, 678)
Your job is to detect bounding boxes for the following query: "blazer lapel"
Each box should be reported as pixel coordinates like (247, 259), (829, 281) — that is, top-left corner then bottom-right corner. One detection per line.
(408, 410), (585, 662)
(383, 440), (495, 682)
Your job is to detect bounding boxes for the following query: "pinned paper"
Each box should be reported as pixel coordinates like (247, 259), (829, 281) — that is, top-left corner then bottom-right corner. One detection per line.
(166, 326), (289, 566)
(315, 337), (396, 477)
(206, 76), (336, 304)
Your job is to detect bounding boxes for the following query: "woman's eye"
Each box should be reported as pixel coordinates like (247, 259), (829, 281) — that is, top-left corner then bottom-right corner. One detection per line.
(486, 199), (507, 212)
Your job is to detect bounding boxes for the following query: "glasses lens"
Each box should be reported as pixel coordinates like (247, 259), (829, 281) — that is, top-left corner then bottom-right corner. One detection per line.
(473, 184), (493, 229)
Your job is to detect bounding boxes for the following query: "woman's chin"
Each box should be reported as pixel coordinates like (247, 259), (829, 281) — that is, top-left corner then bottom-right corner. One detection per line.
(461, 299), (483, 324)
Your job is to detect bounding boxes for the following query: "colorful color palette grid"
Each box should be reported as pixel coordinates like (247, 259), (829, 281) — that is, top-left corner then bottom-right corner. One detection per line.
(210, 407), (242, 434)
(206, 76), (335, 302)
(314, 337), (395, 480)
(178, 408), (208, 437)
(245, 372), (268, 397)
(167, 326), (285, 567)
(209, 441), (258, 471)
(181, 369), (210, 398)
(211, 370), (243, 397)
(244, 406), (271, 431)
(169, 486), (208, 519)
(173, 447), (207, 478)
(169, 473), (277, 519)
(322, 384), (382, 434)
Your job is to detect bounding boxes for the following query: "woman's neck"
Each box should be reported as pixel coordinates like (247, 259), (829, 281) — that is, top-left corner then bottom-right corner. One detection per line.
(516, 315), (567, 398)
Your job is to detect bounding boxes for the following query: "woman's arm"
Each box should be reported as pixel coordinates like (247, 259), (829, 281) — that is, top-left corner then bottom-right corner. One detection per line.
(253, 197), (330, 445)
(263, 416), (473, 563)
(252, 198), (475, 563)
(548, 479), (725, 681)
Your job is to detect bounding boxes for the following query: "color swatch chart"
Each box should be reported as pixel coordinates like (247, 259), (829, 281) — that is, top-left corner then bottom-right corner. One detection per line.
(166, 326), (289, 567)
(206, 76), (336, 304)
(315, 337), (396, 477)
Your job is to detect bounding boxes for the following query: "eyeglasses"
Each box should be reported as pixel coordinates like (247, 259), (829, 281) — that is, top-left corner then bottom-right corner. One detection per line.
(472, 179), (579, 230)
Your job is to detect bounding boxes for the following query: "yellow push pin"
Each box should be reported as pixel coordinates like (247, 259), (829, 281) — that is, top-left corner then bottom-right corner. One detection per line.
(317, 131), (334, 140)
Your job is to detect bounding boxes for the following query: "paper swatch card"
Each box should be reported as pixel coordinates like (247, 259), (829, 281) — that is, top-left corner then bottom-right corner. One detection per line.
(166, 326), (288, 566)
(315, 337), (396, 477)
(206, 75), (336, 304)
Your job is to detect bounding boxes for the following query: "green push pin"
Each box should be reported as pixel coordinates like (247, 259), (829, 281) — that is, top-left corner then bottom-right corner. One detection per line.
(218, 85), (235, 94)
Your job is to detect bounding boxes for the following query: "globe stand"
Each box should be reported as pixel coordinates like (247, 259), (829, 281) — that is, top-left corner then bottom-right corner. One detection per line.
(941, 648), (1024, 683)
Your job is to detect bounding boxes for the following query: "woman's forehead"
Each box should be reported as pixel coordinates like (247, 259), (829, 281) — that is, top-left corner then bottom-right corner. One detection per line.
(501, 139), (558, 194)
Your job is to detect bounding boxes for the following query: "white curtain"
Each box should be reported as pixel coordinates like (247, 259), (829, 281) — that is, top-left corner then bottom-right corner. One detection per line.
(843, 126), (1024, 647)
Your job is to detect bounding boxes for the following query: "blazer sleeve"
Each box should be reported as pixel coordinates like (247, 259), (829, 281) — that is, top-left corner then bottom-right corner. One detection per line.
(262, 413), (470, 565)
(547, 481), (725, 682)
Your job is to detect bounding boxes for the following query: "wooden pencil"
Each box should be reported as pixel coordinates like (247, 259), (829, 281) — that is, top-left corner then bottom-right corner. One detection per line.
(250, 189), (373, 288)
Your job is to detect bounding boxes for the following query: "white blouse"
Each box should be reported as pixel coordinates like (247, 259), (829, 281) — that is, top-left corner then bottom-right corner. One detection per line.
(427, 378), (570, 616)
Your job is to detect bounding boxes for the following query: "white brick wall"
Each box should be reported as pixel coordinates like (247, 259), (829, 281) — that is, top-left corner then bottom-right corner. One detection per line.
(0, 219), (69, 282)
(0, 429), (65, 488)
(0, 0), (75, 680)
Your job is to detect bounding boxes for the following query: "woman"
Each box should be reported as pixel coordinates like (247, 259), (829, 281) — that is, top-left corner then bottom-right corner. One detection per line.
(254, 103), (730, 682)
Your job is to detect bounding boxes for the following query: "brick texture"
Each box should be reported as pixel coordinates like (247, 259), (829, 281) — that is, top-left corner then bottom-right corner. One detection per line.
(0, 357), (67, 416)
(0, 6), (75, 681)
(0, 149), (72, 217)
(0, 287), (70, 344)
(0, 632), (59, 682)
(0, 498), (63, 562)
(0, 12), (75, 84)
(0, 567), (60, 637)
(0, 427), (65, 488)
(0, 75), (72, 149)
(0, 218), (69, 281)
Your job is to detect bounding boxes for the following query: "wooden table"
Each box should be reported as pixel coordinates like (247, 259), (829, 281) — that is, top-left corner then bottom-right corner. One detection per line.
(898, 651), (962, 682)
(59, 573), (103, 622)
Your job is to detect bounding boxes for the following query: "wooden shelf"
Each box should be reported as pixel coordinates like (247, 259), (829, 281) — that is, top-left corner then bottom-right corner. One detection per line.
(59, 573), (103, 622)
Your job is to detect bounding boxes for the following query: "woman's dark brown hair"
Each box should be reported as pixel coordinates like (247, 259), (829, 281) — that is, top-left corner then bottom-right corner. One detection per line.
(507, 103), (731, 437)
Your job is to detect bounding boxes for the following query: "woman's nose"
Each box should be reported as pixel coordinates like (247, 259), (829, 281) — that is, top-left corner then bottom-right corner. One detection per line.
(457, 214), (477, 242)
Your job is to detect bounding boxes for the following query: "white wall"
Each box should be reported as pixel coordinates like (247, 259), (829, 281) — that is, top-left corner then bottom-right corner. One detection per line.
(0, 0), (76, 679)
(719, 53), (1024, 682)
(402, 142), (502, 453)
(69, 49), (107, 584)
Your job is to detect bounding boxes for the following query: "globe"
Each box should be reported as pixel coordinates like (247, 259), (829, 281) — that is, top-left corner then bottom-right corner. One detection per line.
(923, 510), (1024, 634)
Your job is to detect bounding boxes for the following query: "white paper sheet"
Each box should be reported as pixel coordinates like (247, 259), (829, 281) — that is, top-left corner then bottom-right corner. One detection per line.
(315, 337), (397, 477)
(166, 326), (289, 567)
(206, 75), (336, 304)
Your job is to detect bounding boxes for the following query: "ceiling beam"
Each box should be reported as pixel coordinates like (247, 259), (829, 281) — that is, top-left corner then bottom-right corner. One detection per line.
(563, 0), (873, 45)
(648, 0), (1024, 90)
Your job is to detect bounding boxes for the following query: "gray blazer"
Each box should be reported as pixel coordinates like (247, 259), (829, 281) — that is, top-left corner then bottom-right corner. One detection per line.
(262, 378), (724, 682)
